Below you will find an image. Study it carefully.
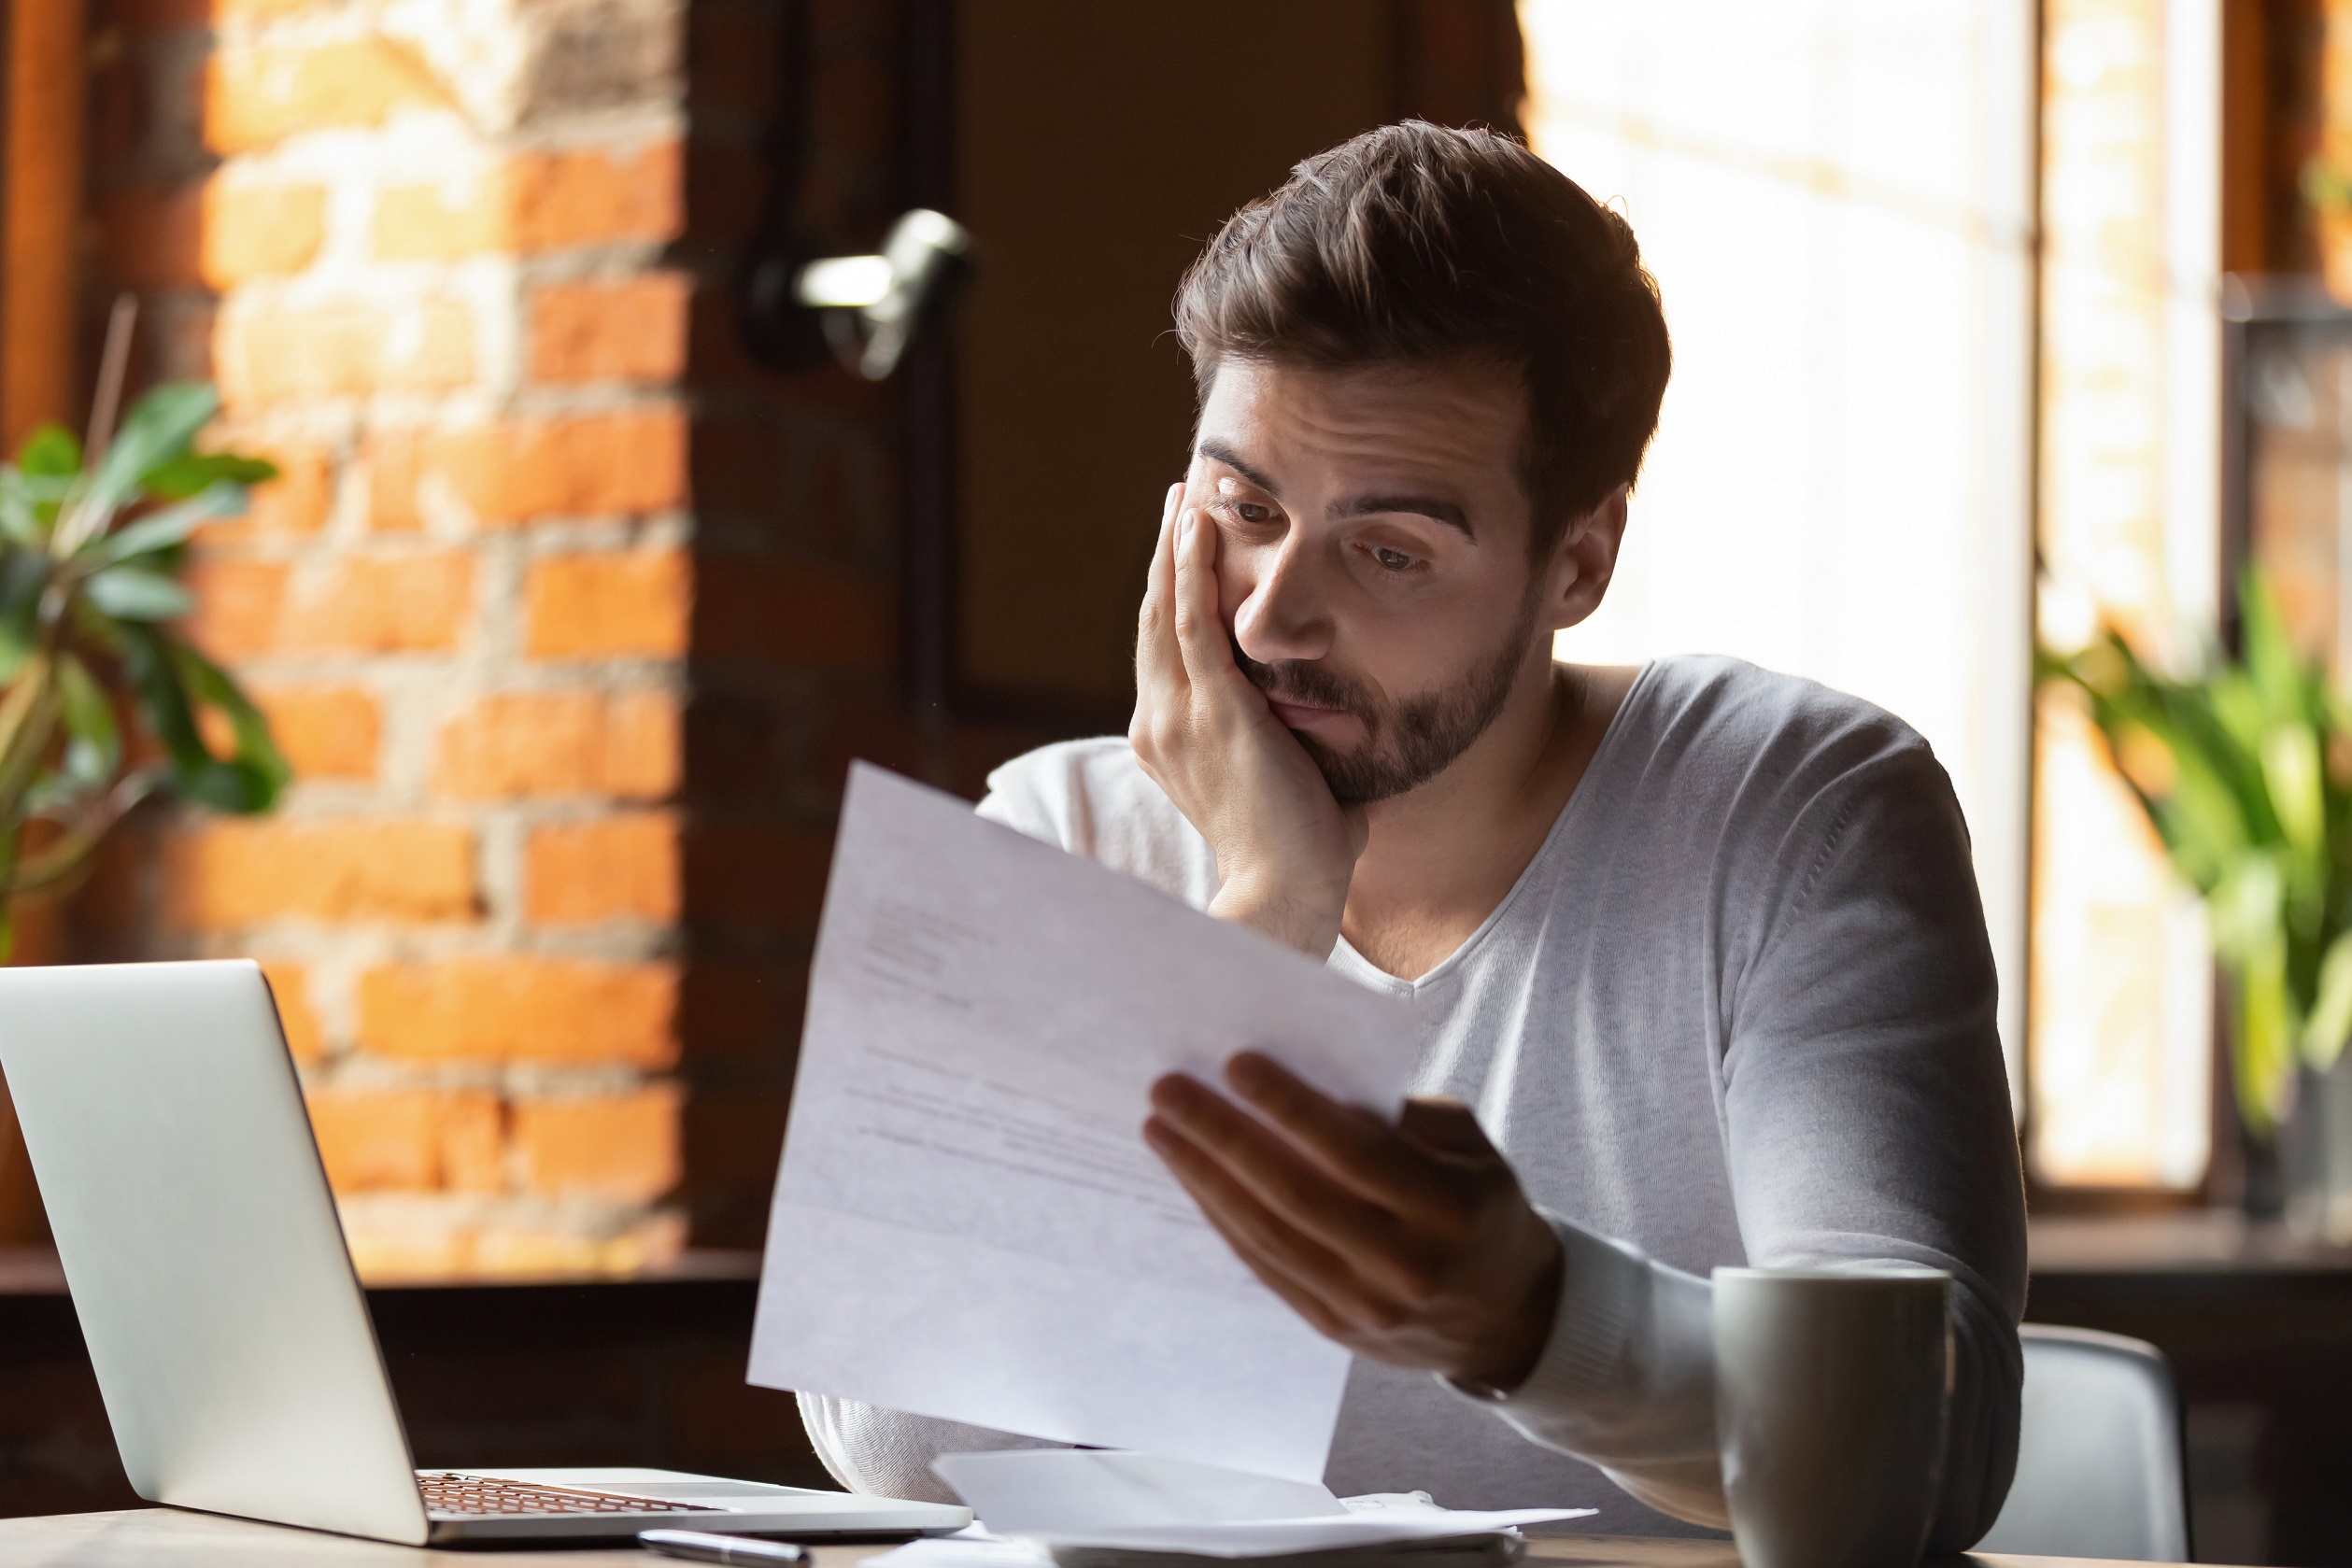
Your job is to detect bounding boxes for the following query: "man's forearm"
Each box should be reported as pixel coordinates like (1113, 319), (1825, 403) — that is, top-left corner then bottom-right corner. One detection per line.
(1456, 1218), (1725, 1525)
(1462, 1216), (2020, 1550)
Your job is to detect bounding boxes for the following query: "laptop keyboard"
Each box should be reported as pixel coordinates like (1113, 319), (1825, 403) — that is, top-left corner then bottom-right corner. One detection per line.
(418, 1472), (726, 1518)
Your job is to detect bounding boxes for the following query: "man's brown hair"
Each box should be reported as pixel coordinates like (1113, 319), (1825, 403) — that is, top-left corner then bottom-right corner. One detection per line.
(1173, 121), (1671, 558)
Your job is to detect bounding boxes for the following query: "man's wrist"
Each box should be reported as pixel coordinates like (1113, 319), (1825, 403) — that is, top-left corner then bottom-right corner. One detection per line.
(1207, 876), (1345, 959)
(1451, 1229), (1566, 1400)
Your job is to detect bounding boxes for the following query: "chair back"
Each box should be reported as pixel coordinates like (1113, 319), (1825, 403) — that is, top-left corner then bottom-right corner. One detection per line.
(1975, 1324), (2189, 1562)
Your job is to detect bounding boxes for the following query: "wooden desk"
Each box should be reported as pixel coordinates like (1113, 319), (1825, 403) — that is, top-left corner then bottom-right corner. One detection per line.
(0, 1510), (2238, 1568)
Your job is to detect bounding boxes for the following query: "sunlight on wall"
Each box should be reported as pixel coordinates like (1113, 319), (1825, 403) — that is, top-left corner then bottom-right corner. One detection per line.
(2028, 0), (2219, 1188)
(1520, 0), (2037, 1095)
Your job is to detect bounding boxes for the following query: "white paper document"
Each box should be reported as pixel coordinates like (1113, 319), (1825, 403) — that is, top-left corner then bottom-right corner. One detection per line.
(889, 1451), (1593, 1562)
(929, 1450), (1348, 1533)
(749, 763), (1422, 1483)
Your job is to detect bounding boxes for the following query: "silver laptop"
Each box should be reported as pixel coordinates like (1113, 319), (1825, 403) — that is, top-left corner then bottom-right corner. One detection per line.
(0, 959), (971, 1546)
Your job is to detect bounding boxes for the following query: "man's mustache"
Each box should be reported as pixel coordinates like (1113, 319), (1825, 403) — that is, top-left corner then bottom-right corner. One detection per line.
(1229, 637), (1381, 731)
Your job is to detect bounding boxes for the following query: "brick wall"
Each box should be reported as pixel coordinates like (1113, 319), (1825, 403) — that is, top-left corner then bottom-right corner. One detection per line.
(64, 0), (1524, 1269)
(74, 0), (956, 1270)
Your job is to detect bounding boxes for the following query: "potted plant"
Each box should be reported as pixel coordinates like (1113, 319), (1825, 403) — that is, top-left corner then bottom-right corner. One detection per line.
(2041, 576), (2352, 1235)
(0, 378), (289, 956)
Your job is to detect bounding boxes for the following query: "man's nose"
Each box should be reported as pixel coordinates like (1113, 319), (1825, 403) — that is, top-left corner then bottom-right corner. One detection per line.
(1231, 536), (1335, 665)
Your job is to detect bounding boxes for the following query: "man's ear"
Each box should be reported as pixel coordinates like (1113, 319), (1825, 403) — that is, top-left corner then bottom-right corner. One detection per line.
(1540, 486), (1628, 634)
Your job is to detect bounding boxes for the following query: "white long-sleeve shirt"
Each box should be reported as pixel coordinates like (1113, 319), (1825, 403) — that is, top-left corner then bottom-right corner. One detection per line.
(800, 656), (2027, 1549)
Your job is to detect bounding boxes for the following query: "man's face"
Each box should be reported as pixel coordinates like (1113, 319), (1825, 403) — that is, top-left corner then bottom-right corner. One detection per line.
(1187, 358), (1549, 805)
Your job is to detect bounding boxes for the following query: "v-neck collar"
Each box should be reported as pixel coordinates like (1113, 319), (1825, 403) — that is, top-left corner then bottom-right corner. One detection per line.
(1326, 660), (1659, 996)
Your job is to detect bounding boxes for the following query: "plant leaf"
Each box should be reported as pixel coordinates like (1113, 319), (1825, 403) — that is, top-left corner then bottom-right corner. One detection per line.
(15, 424), (82, 478)
(2236, 935), (2300, 1134)
(119, 626), (288, 815)
(139, 451), (277, 501)
(63, 384), (218, 550)
(0, 551), (49, 684)
(2308, 930), (2352, 1072)
(78, 484), (246, 571)
(82, 565), (195, 621)
(0, 472), (46, 548)
(2264, 723), (2327, 857)
(172, 643), (289, 812)
(54, 652), (121, 785)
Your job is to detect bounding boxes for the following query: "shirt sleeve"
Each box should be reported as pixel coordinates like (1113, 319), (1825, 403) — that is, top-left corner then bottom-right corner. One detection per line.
(1458, 744), (2027, 1551)
(797, 1393), (1073, 1503)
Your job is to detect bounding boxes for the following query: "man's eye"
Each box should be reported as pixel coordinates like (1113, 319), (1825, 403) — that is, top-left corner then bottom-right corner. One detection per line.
(1233, 502), (1272, 524)
(1369, 545), (1420, 572)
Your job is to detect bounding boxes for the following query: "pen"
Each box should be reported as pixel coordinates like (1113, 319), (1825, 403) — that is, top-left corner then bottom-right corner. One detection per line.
(638, 1529), (813, 1565)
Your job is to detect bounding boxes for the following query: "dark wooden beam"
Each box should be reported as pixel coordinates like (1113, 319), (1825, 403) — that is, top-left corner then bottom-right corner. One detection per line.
(2, 0), (87, 453)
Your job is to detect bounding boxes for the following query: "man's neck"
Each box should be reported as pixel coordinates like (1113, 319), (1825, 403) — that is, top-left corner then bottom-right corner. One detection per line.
(1339, 656), (1636, 980)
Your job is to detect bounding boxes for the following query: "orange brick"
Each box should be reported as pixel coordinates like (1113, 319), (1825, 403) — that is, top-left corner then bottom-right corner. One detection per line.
(280, 553), (475, 653)
(216, 301), (474, 409)
(604, 688), (681, 798)
(524, 547), (688, 660)
(305, 1087), (504, 1194)
(205, 38), (449, 154)
(183, 558), (290, 659)
(166, 819), (478, 927)
(525, 812), (678, 925)
(528, 275), (690, 384)
(259, 959), (326, 1062)
(191, 554), (471, 655)
(371, 177), (505, 262)
(253, 685), (379, 780)
(374, 142), (682, 261)
(434, 691), (601, 797)
(202, 181), (329, 284)
(432, 688), (678, 799)
(511, 1085), (681, 1201)
(364, 427), (421, 531)
(356, 957), (679, 1066)
(410, 410), (687, 527)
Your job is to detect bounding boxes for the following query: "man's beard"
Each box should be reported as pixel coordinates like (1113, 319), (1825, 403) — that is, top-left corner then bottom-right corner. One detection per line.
(1234, 598), (1539, 806)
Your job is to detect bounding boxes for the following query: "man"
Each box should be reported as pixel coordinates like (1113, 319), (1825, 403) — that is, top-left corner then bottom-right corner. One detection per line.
(801, 122), (2025, 1547)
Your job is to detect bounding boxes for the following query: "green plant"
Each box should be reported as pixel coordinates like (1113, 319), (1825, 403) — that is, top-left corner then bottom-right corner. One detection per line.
(2041, 575), (2352, 1135)
(2303, 154), (2352, 219)
(0, 383), (289, 957)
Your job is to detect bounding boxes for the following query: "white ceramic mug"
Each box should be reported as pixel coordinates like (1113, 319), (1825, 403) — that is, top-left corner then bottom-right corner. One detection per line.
(1712, 1266), (1953, 1568)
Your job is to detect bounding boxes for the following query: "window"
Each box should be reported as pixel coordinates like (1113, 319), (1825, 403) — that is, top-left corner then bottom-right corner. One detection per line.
(1520, 0), (2038, 1089)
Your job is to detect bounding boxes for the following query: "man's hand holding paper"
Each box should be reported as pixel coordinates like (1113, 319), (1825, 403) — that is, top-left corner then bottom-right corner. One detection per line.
(748, 764), (1420, 1484)
(1144, 1058), (1564, 1397)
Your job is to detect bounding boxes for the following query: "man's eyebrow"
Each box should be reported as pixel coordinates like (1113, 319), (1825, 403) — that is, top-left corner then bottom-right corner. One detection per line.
(1195, 441), (1281, 497)
(1335, 493), (1475, 539)
(1197, 442), (1476, 540)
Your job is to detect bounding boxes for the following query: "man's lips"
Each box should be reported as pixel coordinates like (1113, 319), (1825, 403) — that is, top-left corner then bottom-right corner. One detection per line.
(1267, 697), (1356, 733)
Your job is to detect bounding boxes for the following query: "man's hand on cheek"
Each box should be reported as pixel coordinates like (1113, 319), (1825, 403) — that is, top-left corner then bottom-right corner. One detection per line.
(1129, 484), (1367, 959)
(1142, 1051), (1565, 1394)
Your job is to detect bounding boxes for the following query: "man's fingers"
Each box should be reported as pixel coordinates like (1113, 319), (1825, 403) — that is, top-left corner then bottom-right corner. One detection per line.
(1136, 484), (1185, 665)
(1169, 507), (1249, 696)
(1146, 1112), (1410, 1333)
(1139, 483), (1182, 633)
(1224, 1053), (1475, 1225)
(1149, 1075), (1444, 1303)
(1396, 1095), (1501, 1159)
(1130, 484), (1190, 763)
